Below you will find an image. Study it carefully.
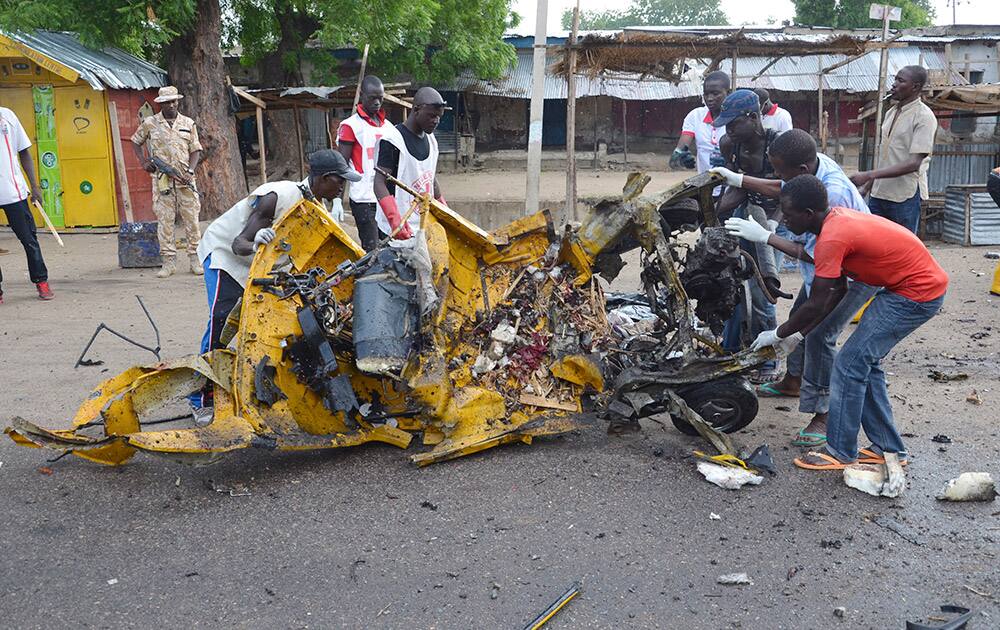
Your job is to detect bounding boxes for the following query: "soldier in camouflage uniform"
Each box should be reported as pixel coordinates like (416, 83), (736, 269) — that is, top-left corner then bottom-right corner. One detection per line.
(131, 86), (203, 278)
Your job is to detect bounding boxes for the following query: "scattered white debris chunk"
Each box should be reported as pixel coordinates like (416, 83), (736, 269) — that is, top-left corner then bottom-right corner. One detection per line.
(937, 472), (997, 502)
(697, 462), (763, 490)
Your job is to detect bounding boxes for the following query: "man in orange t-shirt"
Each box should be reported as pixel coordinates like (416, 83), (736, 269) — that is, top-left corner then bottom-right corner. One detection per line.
(726, 174), (947, 470)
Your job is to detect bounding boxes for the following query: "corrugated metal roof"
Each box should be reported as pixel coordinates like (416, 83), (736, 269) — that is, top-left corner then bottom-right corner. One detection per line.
(1, 30), (166, 90)
(943, 185), (1000, 246)
(450, 45), (968, 100)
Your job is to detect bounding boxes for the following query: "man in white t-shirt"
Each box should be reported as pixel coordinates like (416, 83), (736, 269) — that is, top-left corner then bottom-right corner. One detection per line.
(753, 88), (793, 135)
(338, 75), (391, 251)
(672, 71), (729, 196)
(0, 106), (53, 303)
(188, 150), (360, 417)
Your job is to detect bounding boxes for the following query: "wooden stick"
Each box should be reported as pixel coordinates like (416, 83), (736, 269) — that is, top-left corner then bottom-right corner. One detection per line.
(32, 200), (64, 247)
(107, 103), (134, 223)
(256, 106), (267, 185)
(352, 44), (370, 111)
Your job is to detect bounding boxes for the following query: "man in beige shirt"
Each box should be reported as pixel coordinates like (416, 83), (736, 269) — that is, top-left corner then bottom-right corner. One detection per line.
(131, 86), (204, 277)
(850, 65), (937, 234)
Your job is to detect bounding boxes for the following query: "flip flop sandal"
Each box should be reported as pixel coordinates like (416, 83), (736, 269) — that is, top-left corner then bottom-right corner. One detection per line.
(857, 448), (909, 466)
(757, 382), (799, 398)
(791, 429), (827, 447)
(794, 451), (849, 471)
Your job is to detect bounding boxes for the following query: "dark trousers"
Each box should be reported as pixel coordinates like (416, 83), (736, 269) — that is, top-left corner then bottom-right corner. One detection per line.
(1, 198), (48, 288)
(190, 254), (243, 408)
(350, 200), (380, 252)
(869, 191), (921, 234)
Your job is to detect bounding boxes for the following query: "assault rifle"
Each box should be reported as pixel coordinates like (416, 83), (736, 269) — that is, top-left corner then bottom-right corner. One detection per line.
(150, 154), (202, 196)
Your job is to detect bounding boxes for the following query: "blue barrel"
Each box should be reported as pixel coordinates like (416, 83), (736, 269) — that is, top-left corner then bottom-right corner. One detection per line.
(352, 249), (417, 375)
(118, 221), (163, 268)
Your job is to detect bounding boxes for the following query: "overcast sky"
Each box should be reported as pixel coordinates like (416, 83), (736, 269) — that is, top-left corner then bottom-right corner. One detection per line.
(510, 0), (1000, 34)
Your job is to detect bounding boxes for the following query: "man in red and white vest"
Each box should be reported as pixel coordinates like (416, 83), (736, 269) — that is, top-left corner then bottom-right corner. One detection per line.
(373, 87), (448, 241)
(338, 76), (392, 251)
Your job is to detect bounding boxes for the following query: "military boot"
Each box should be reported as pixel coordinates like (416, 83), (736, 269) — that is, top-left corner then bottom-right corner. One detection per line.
(156, 258), (176, 278)
(190, 254), (204, 276)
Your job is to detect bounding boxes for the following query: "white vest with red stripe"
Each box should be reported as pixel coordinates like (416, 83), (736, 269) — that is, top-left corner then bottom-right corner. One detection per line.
(375, 126), (438, 236)
(340, 112), (390, 203)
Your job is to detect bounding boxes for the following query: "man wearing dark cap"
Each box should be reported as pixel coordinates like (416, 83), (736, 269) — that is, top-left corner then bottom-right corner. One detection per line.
(189, 149), (360, 420)
(338, 75), (391, 251)
(712, 89), (784, 382)
(373, 87), (448, 240)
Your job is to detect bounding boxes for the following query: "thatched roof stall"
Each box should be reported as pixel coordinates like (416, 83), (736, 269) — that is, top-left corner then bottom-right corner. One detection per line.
(554, 30), (880, 82)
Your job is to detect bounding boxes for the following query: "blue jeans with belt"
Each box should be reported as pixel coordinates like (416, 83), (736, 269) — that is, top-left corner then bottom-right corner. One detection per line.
(868, 191), (921, 234)
(825, 289), (945, 462)
(784, 280), (879, 414)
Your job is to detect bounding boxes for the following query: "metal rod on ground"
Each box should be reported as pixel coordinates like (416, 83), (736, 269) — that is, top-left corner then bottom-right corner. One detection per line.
(873, 5), (893, 160)
(107, 103), (134, 223)
(256, 105), (267, 185)
(522, 582), (581, 630)
(525, 0), (548, 215)
(565, 1), (580, 222)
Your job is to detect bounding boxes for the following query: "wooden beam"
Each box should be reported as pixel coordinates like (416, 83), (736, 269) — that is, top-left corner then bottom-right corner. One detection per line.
(294, 106), (304, 179)
(107, 103), (134, 224)
(233, 85), (266, 109)
(256, 106), (267, 186)
(383, 93), (413, 109)
(351, 43), (370, 111)
(565, 1), (580, 222)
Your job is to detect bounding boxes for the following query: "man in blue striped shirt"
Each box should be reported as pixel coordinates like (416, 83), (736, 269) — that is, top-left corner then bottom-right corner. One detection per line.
(712, 129), (877, 447)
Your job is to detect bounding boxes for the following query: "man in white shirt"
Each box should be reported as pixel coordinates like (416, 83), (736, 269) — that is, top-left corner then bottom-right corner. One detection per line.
(189, 150), (360, 416)
(338, 75), (391, 251)
(672, 71), (730, 178)
(753, 88), (793, 134)
(0, 105), (53, 303)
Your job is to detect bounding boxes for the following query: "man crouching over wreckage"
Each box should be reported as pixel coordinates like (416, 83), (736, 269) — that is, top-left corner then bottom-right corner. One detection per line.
(188, 150), (361, 421)
(726, 175), (948, 470)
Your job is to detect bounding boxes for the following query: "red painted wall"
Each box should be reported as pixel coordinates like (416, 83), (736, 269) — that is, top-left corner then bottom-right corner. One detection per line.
(108, 89), (159, 223)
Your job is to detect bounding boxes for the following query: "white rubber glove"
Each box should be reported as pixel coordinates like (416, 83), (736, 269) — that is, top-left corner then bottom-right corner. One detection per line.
(253, 227), (276, 248)
(725, 217), (771, 244)
(750, 329), (803, 357)
(775, 331), (804, 357)
(709, 166), (744, 188)
(329, 197), (345, 222)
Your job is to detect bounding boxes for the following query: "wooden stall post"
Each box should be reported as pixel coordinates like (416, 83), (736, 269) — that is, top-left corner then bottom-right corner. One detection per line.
(565, 2), (580, 221)
(256, 105), (267, 185)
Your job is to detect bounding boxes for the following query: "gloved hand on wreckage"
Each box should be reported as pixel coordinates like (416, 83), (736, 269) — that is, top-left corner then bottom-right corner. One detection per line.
(724, 216), (772, 243)
(253, 227), (276, 248)
(710, 166), (744, 188)
(378, 195), (413, 240)
(750, 328), (803, 357)
(670, 147), (696, 170)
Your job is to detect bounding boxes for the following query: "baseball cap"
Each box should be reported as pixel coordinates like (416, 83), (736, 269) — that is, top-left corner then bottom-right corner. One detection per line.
(308, 149), (361, 182)
(712, 89), (761, 128)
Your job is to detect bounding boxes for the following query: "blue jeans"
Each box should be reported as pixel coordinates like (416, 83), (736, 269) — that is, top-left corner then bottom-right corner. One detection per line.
(825, 290), (944, 462)
(785, 280), (879, 414)
(869, 191), (921, 234)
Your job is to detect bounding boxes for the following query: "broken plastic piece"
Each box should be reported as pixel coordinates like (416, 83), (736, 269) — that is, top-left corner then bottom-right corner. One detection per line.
(905, 605), (973, 630)
(936, 472), (997, 502)
(697, 461), (763, 490)
(716, 573), (753, 586)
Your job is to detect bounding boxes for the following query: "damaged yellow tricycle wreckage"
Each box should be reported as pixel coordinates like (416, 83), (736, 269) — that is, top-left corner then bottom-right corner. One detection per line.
(7, 171), (777, 467)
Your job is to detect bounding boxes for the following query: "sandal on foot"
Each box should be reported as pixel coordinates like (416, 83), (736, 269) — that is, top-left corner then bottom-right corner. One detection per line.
(857, 448), (909, 466)
(792, 429), (827, 447)
(758, 382), (799, 398)
(794, 451), (849, 471)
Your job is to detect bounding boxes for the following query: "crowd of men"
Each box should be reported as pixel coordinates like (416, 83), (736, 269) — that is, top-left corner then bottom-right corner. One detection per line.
(2, 64), (992, 476)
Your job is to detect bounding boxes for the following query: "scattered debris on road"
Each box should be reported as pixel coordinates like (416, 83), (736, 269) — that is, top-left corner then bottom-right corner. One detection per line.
(906, 604), (974, 630)
(931, 434), (952, 444)
(966, 390), (982, 405)
(522, 581), (580, 630)
(936, 472), (997, 502)
(928, 370), (968, 383)
(716, 573), (753, 586)
(697, 461), (764, 490)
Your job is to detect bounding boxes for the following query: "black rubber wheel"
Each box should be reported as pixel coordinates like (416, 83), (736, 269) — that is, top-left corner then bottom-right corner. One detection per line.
(670, 375), (759, 435)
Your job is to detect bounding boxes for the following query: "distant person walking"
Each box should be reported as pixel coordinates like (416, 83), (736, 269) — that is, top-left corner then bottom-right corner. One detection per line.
(850, 66), (937, 234)
(0, 105), (53, 303)
(132, 85), (204, 277)
(338, 76), (392, 251)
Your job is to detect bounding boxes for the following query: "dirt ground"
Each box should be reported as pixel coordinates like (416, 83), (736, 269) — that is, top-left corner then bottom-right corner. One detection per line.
(1, 185), (999, 628)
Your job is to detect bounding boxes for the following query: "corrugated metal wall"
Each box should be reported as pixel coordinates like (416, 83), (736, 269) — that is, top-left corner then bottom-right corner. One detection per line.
(942, 185), (1000, 245)
(928, 143), (1000, 194)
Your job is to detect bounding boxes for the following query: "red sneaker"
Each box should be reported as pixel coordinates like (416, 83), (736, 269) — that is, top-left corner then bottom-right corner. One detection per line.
(0, 291), (4, 305)
(36, 281), (54, 300)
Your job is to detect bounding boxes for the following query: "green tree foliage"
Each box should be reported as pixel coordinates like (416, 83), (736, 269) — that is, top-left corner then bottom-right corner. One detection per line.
(792, 0), (933, 29)
(560, 0), (728, 30)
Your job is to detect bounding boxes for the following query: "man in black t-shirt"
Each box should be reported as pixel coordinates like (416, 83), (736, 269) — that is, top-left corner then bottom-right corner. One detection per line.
(372, 87), (448, 240)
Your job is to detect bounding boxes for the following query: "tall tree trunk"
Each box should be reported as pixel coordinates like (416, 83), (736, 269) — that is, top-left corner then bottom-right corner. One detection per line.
(165, 0), (247, 219)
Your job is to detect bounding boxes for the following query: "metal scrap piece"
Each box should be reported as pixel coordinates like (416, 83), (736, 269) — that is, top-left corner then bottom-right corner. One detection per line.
(253, 356), (287, 406)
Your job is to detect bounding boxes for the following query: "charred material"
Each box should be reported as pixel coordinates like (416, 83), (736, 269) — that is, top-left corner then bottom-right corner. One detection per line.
(680, 227), (745, 335)
(352, 249), (418, 376)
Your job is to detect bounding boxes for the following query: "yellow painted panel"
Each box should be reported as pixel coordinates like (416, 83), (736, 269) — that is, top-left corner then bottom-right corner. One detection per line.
(60, 158), (116, 227)
(0, 87), (41, 228)
(54, 86), (109, 160)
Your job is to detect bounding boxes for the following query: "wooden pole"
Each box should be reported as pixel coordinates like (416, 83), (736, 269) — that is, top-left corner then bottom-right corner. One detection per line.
(817, 70), (826, 152)
(256, 105), (267, 185)
(565, 1), (580, 222)
(873, 8), (892, 163)
(593, 96), (598, 168)
(945, 43), (953, 82)
(352, 44), (370, 111)
(525, 0), (549, 215)
(833, 90), (841, 162)
(621, 99), (628, 165)
(294, 106), (304, 179)
(107, 102), (134, 224)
